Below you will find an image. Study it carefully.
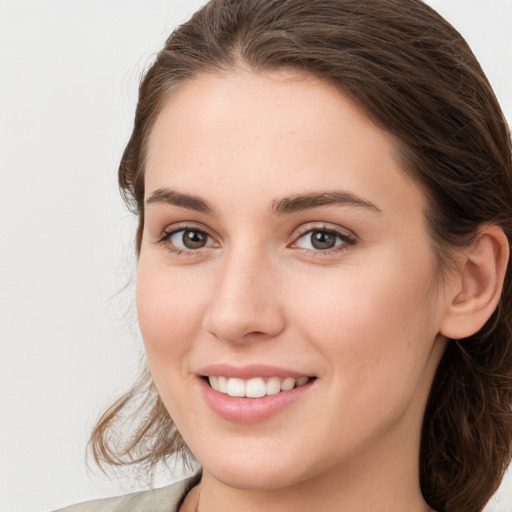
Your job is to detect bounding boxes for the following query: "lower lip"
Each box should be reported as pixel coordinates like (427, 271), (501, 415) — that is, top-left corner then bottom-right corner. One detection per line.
(199, 378), (315, 424)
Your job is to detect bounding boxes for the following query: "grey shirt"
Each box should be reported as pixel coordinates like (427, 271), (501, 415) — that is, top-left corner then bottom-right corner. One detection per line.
(53, 474), (201, 512)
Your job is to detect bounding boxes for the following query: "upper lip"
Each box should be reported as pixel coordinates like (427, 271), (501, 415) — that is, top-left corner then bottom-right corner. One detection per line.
(197, 363), (314, 380)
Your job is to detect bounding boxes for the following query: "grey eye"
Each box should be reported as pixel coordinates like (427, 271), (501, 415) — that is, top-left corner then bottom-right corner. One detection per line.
(171, 229), (210, 249)
(295, 229), (344, 251)
(310, 231), (337, 250)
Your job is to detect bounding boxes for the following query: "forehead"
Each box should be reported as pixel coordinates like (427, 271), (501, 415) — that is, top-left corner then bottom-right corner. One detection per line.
(144, 70), (426, 221)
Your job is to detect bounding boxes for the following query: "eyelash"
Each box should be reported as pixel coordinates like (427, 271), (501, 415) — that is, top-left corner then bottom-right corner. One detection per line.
(291, 225), (357, 256)
(154, 223), (357, 257)
(154, 223), (217, 256)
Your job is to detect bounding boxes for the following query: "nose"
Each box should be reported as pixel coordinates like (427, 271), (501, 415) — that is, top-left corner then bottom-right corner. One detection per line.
(202, 250), (286, 344)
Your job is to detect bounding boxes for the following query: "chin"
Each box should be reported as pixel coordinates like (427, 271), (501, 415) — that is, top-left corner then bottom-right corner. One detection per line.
(193, 442), (322, 491)
(207, 462), (308, 491)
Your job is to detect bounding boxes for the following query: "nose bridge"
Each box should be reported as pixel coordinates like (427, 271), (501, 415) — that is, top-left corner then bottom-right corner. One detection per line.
(202, 243), (284, 342)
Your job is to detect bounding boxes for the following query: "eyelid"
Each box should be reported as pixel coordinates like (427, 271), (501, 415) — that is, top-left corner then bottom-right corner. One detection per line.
(153, 222), (219, 254)
(289, 223), (357, 254)
(292, 222), (357, 242)
(152, 221), (356, 257)
(293, 222), (355, 238)
(155, 221), (214, 240)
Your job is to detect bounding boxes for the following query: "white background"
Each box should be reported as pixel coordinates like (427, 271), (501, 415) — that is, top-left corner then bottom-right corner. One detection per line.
(0, 1), (511, 511)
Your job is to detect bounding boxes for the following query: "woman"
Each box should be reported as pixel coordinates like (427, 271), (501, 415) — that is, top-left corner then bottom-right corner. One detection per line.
(57, 0), (512, 511)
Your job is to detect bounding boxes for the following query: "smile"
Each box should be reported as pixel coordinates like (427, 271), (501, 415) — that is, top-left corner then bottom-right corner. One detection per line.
(198, 367), (317, 423)
(207, 376), (312, 398)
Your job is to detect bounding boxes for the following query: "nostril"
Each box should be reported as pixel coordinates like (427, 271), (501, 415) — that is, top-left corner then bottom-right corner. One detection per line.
(244, 331), (266, 337)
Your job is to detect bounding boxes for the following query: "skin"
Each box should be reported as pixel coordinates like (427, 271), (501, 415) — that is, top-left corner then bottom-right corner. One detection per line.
(137, 70), (457, 512)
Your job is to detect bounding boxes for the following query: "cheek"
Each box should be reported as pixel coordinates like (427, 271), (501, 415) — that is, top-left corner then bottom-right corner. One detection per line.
(136, 263), (208, 365)
(136, 263), (213, 430)
(291, 247), (439, 388)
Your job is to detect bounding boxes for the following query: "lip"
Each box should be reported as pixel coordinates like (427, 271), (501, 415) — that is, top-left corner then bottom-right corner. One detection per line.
(197, 363), (312, 380)
(197, 365), (317, 424)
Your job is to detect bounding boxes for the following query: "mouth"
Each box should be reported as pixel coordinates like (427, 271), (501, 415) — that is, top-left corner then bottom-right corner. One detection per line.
(196, 364), (318, 422)
(204, 375), (315, 398)
(198, 368), (317, 423)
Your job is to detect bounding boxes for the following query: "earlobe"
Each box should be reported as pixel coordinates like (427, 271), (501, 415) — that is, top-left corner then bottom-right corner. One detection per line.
(440, 225), (509, 340)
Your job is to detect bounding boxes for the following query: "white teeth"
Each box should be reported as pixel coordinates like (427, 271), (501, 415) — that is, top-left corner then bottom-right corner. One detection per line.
(266, 376), (281, 395)
(296, 376), (309, 387)
(280, 377), (296, 391)
(246, 377), (266, 398)
(218, 376), (227, 393)
(207, 375), (311, 398)
(209, 376), (219, 390)
(226, 377), (245, 397)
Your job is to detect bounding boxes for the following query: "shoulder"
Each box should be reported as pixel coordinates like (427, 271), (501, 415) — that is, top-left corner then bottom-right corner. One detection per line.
(52, 474), (201, 512)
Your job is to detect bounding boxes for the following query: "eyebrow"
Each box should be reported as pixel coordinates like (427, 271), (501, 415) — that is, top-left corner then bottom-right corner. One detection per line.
(271, 190), (382, 215)
(145, 188), (216, 215)
(145, 187), (381, 216)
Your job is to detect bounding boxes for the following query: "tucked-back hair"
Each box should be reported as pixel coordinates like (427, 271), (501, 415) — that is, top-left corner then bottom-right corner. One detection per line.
(90, 1), (512, 511)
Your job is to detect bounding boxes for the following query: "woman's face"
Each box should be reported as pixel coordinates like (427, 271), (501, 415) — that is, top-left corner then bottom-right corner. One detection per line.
(137, 70), (449, 491)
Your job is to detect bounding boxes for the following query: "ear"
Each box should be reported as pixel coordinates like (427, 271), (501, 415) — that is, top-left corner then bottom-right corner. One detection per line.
(440, 225), (509, 340)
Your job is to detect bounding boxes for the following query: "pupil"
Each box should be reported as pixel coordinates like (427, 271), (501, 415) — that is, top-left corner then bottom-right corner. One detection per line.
(183, 230), (206, 249)
(311, 231), (336, 250)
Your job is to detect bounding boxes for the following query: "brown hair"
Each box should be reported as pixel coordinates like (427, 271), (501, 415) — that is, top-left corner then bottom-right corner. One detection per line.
(90, 1), (512, 511)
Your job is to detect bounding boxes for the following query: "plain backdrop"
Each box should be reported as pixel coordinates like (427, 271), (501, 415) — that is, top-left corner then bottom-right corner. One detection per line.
(0, 1), (511, 511)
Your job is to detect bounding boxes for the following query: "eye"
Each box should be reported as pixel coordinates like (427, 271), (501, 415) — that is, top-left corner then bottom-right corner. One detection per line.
(171, 229), (211, 249)
(156, 226), (218, 254)
(291, 227), (356, 253)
